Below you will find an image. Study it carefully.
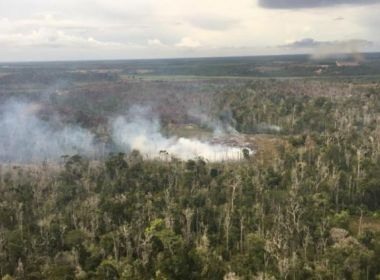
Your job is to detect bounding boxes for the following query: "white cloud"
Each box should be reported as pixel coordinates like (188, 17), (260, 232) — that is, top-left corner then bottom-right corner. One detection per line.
(147, 38), (165, 46)
(175, 37), (201, 48)
(0, 0), (378, 61)
(0, 28), (124, 49)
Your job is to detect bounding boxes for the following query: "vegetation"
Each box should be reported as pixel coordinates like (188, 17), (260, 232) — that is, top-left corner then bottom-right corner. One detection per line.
(1, 57), (380, 279)
(1, 140), (380, 279)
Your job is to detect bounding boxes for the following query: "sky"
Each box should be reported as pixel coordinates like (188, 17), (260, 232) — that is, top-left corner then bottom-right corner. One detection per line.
(0, 0), (379, 61)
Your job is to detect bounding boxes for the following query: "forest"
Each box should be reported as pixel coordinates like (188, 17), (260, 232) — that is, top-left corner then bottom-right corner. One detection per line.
(0, 58), (380, 279)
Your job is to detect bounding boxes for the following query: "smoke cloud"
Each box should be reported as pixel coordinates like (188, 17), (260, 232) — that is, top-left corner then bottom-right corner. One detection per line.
(0, 100), (97, 162)
(111, 106), (246, 161)
(187, 108), (238, 135)
(0, 101), (249, 163)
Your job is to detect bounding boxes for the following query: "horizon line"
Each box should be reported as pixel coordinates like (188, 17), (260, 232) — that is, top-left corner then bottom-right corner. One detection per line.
(1, 51), (380, 65)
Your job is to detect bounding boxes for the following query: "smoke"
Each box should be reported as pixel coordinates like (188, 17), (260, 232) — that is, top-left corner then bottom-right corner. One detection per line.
(187, 108), (238, 135)
(310, 40), (372, 61)
(0, 99), (97, 162)
(281, 38), (373, 61)
(0, 101), (250, 163)
(111, 106), (245, 161)
(257, 123), (282, 133)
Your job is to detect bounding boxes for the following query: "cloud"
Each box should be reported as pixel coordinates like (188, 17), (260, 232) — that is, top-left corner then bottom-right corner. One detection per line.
(0, 0), (379, 60)
(282, 38), (320, 48)
(280, 38), (374, 59)
(187, 15), (239, 31)
(281, 38), (373, 49)
(147, 38), (165, 46)
(259, 0), (380, 9)
(0, 14), (125, 49)
(0, 29), (124, 49)
(175, 37), (201, 48)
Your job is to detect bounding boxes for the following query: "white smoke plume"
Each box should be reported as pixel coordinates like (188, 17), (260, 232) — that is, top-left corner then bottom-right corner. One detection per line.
(0, 101), (249, 163)
(0, 100), (97, 162)
(112, 106), (245, 161)
(257, 123), (282, 133)
(187, 108), (238, 136)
